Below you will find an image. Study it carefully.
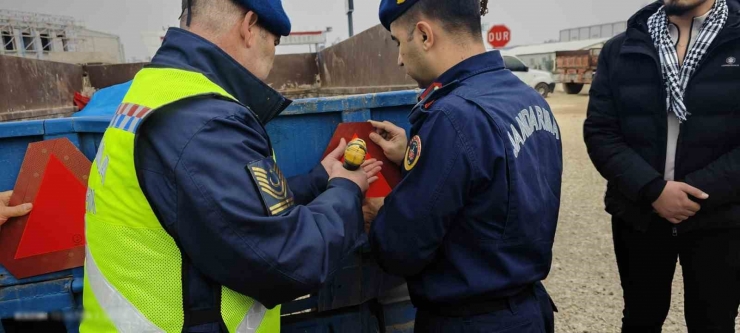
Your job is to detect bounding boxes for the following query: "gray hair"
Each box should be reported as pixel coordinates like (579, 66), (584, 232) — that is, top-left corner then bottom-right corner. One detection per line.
(180, 0), (248, 34)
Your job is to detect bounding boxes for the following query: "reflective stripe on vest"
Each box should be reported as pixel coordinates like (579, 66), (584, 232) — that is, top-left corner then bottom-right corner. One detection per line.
(81, 67), (280, 333)
(85, 247), (162, 332)
(237, 303), (267, 333)
(86, 246), (269, 333)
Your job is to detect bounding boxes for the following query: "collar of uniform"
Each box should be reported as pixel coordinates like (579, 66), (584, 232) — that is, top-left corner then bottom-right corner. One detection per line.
(417, 50), (505, 103)
(409, 51), (504, 124)
(149, 28), (292, 124)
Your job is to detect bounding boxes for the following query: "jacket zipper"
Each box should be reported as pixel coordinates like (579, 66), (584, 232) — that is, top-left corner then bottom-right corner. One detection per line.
(672, 226), (678, 237)
(673, 19), (696, 178)
(648, 50), (670, 175)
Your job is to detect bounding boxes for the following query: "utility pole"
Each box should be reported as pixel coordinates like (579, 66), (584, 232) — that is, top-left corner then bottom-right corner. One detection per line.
(346, 0), (354, 37)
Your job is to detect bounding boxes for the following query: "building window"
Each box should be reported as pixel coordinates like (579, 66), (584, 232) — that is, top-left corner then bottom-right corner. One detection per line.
(40, 33), (52, 52)
(22, 31), (36, 52)
(57, 34), (69, 51)
(1, 30), (15, 51)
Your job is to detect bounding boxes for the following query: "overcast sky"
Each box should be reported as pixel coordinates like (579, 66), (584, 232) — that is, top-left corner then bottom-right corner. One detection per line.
(0, 0), (654, 62)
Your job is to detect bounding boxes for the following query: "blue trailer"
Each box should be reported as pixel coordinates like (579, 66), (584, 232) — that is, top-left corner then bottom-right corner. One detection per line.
(0, 90), (420, 333)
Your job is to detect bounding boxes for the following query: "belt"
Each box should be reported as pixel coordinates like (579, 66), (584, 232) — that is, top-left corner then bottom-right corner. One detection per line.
(418, 286), (534, 317)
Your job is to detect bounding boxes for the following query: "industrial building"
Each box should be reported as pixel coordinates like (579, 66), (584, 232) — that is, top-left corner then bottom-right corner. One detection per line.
(559, 22), (627, 42)
(0, 10), (125, 64)
(502, 38), (608, 72)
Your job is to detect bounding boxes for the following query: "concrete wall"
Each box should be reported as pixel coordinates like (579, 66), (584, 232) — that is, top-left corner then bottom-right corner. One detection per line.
(85, 35), (124, 63)
(78, 29), (125, 63)
(0, 55), (81, 122)
(318, 25), (415, 88)
(45, 52), (121, 65)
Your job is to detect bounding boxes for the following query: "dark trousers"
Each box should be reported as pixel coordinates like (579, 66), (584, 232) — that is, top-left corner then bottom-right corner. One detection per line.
(413, 282), (554, 333)
(612, 217), (740, 333)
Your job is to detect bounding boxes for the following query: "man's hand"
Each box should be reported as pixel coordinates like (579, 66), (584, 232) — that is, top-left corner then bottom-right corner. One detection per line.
(652, 181), (709, 224)
(363, 197), (385, 233)
(328, 160), (372, 192)
(323, 137), (383, 181)
(0, 191), (32, 226)
(369, 120), (407, 166)
(362, 159), (383, 184)
(322, 138), (348, 175)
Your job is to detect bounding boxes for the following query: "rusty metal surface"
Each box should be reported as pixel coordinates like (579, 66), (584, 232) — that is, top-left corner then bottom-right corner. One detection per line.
(316, 85), (419, 96)
(267, 53), (319, 90)
(0, 55), (83, 114)
(0, 107), (76, 123)
(87, 54), (319, 91)
(86, 54), (319, 91)
(86, 62), (146, 89)
(281, 85), (418, 100)
(318, 25), (414, 88)
(1, 27), (415, 124)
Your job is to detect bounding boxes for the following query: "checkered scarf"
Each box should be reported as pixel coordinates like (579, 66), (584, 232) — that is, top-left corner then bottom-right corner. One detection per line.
(647, 0), (728, 122)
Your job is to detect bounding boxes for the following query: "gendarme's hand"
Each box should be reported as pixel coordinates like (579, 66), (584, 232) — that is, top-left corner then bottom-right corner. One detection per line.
(328, 160), (371, 193)
(368, 120), (407, 166)
(362, 197), (385, 233)
(321, 138), (348, 175)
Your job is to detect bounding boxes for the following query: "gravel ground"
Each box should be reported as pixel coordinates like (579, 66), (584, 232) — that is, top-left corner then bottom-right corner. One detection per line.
(542, 89), (740, 333)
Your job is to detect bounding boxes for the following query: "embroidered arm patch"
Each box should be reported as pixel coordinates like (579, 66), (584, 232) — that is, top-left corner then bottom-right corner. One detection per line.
(247, 157), (295, 216)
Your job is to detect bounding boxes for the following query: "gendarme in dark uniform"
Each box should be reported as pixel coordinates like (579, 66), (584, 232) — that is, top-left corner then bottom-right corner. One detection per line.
(369, 1), (564, 331)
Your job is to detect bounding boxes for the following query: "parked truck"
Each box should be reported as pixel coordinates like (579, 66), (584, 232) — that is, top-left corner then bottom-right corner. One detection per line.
(553, 48), (601, 95)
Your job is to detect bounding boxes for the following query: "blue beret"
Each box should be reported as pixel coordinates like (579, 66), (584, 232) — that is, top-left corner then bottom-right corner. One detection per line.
(234, 0), (292, 36)
(379, 0), (420, 31)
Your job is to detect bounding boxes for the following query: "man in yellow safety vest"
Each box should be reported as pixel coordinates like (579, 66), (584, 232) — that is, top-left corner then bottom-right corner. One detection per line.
(80, 0), (381, 331)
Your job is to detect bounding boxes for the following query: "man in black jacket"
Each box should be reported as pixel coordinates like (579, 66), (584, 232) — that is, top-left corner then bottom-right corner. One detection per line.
(584, 0), (740, 331)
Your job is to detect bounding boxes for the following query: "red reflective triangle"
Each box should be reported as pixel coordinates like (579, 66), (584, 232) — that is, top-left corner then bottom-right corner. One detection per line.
(345, 133), (392, 198)
(15, 155), (86, 259)
(366, 171), (392, 198)
(321, 122), (402, 198)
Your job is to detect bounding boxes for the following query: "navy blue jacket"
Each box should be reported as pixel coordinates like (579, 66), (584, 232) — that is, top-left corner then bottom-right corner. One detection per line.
(134, 28), (365, 331)
(369, 52), (563, 308)
(585, 0), (740, 233)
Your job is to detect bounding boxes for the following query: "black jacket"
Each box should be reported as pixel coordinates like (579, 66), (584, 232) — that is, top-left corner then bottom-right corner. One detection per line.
(584, 0), (740, 233)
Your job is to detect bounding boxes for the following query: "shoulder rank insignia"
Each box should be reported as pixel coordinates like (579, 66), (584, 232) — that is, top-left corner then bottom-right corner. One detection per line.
(404, 135), (422, 171)
(247, 157), (295, 216)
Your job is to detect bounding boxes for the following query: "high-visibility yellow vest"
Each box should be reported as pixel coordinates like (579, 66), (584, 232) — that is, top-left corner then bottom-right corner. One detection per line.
(80, 67), (281, 333)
